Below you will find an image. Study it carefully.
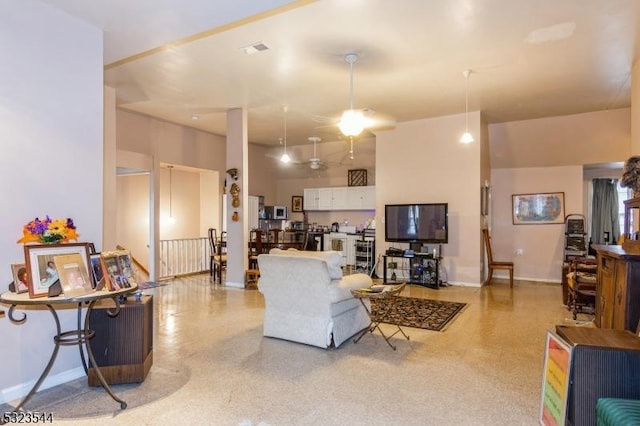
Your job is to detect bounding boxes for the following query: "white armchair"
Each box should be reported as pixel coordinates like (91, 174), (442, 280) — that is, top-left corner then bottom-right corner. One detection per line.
(257, 249), (372, 348)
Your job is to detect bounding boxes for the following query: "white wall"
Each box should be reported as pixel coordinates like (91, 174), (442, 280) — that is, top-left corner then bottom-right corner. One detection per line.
(491, 166), (583, 282)
(376, 111), (483, 285)
(0, 1), (103, 403)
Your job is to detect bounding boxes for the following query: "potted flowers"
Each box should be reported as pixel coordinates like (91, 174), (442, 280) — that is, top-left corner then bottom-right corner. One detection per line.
(17, 216), (79, 244)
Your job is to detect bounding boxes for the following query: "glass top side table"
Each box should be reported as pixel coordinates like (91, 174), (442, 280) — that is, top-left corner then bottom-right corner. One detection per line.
(351, 283), (410, 350)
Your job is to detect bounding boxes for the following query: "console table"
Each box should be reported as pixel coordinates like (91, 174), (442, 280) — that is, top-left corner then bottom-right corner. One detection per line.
(0, 286), (138, 416)
(382, 254), (441, 289)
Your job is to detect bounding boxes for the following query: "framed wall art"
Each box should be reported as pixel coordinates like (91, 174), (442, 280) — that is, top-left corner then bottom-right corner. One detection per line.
(348, 169), (367, 187)
(512, 192), (565, 225)
(24, 242), (92, 298)
(291, 195), (303, 212)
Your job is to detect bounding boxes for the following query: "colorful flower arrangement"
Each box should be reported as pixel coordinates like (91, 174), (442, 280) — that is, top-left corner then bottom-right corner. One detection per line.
(17, 216), (79, 244)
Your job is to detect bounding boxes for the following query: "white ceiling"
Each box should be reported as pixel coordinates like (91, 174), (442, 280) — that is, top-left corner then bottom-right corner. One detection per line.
(42, 0), (640, 147)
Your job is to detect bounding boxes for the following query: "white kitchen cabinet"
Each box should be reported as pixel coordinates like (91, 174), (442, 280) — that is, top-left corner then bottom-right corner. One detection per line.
(347, 186), (375, 210)
(304, 186), (375, 211)
(303, 188), (319, 210)
(331, 187), (348, 210)
(318, 188), (334, 210)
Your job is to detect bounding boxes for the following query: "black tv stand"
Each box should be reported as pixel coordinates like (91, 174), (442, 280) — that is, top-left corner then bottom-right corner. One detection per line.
(382, 254), (441, 289)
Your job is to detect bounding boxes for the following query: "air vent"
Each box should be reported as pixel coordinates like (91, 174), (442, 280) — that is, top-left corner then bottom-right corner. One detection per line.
(241, 42), (269, 55)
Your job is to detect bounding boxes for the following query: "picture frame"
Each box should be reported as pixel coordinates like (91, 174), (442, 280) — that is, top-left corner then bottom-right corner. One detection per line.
(24, 243), (92, 298)
(512, 192), (565, 225)
(89, 253), (105, 290)
(101, 249), (137, 290)
(11, 263), (29, 294)
(54, 253), (93, 297)
(348, 169), (367, 187)
(291, 195), (303, 212)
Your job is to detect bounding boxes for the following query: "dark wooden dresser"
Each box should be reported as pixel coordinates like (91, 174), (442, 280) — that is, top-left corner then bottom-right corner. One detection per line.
(593, 245), (640, 331)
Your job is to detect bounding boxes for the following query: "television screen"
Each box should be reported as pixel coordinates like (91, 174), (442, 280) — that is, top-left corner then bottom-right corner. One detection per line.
(385, 203), (448, 243)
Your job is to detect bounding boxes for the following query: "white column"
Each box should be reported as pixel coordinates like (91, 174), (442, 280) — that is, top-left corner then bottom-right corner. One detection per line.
(632, 59), (640, 155)
(225, 108), (249, 287)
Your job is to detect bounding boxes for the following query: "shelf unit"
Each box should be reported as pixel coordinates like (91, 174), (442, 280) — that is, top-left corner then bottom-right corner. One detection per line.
(383, 254), (440, 289)
(562, 214), (588, 305)
(354, 240), (375, 275)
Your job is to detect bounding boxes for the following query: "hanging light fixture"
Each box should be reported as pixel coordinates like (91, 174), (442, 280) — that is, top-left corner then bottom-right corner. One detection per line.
(280, 106), (291, 163)
(460, 69), (474, 144)
(338, 53), (366, 137)
(167, 165), (175, 223)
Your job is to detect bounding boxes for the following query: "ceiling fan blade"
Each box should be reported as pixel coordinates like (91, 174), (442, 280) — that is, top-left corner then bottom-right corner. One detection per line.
(361, 109), (396, 130)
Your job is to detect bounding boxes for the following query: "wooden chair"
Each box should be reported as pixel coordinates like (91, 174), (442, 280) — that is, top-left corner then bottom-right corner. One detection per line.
(208, 228), (227, 283)
(566, 257), (597, 320)
(248, 229), (265, 270)
(482, 228), (514, 287)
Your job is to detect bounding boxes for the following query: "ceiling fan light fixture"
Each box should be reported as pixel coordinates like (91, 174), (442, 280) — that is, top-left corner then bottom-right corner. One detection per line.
(460, 69), (474, 144)
(338, 109), (366, 137)
(280, 152), (291, 163)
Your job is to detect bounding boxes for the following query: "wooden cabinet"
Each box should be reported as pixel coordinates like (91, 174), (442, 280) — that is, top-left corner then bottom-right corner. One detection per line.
(594, 245), (640, 331)
(304, 186), (375, 211)
(88, 295), (153, 386)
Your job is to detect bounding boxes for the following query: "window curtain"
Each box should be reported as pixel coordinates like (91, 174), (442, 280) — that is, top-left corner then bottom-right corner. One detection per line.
(591, 178), (620, 245)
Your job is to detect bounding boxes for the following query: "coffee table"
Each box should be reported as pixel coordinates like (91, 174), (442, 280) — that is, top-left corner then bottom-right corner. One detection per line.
(351, 283), (409, 350)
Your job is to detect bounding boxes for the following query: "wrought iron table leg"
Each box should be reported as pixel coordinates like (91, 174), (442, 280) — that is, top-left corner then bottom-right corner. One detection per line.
(353, 296), (409, 350)
(8, 304), (62, 414)
(83, 300), (128, 409)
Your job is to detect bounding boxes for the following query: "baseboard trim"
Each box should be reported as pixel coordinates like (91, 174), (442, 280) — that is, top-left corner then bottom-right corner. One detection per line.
(0, 367), (85, 405)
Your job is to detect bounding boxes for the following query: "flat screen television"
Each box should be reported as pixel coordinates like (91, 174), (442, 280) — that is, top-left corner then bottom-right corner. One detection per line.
(385, 203), (448, 244)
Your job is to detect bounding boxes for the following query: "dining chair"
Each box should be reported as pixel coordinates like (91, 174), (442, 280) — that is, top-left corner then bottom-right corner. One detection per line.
(248, 229), (264, 270)
(208, 228), (227, 283)
(482, 228), (514, 287)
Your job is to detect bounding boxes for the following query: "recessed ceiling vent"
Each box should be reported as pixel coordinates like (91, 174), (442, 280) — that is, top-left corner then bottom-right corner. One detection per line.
(241, 42), (269, 55)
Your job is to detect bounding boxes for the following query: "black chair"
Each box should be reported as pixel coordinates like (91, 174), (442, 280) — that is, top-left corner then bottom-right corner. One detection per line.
(208, 228), (227, 283)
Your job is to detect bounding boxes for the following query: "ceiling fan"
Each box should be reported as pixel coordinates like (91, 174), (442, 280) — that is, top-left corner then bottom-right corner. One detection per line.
(334, 53), (396, 137)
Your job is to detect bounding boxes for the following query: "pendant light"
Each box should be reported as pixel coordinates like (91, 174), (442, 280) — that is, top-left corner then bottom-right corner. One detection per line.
(167, 165), (176, 224)
(460, 69), (474, 144)
(280, 106), (291, 163)
(338, 53), (366, 137)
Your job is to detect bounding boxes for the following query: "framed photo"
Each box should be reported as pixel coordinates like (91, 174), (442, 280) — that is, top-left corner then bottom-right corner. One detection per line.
(292, 195), (303, 212)
(54, 253), (93, 297)
(101, 250), (137, 290)
(512, 192), (565, 225)
(89, 253), (105, 289)
(11, 263), (29, 294)
(24, 243), (92, 298)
